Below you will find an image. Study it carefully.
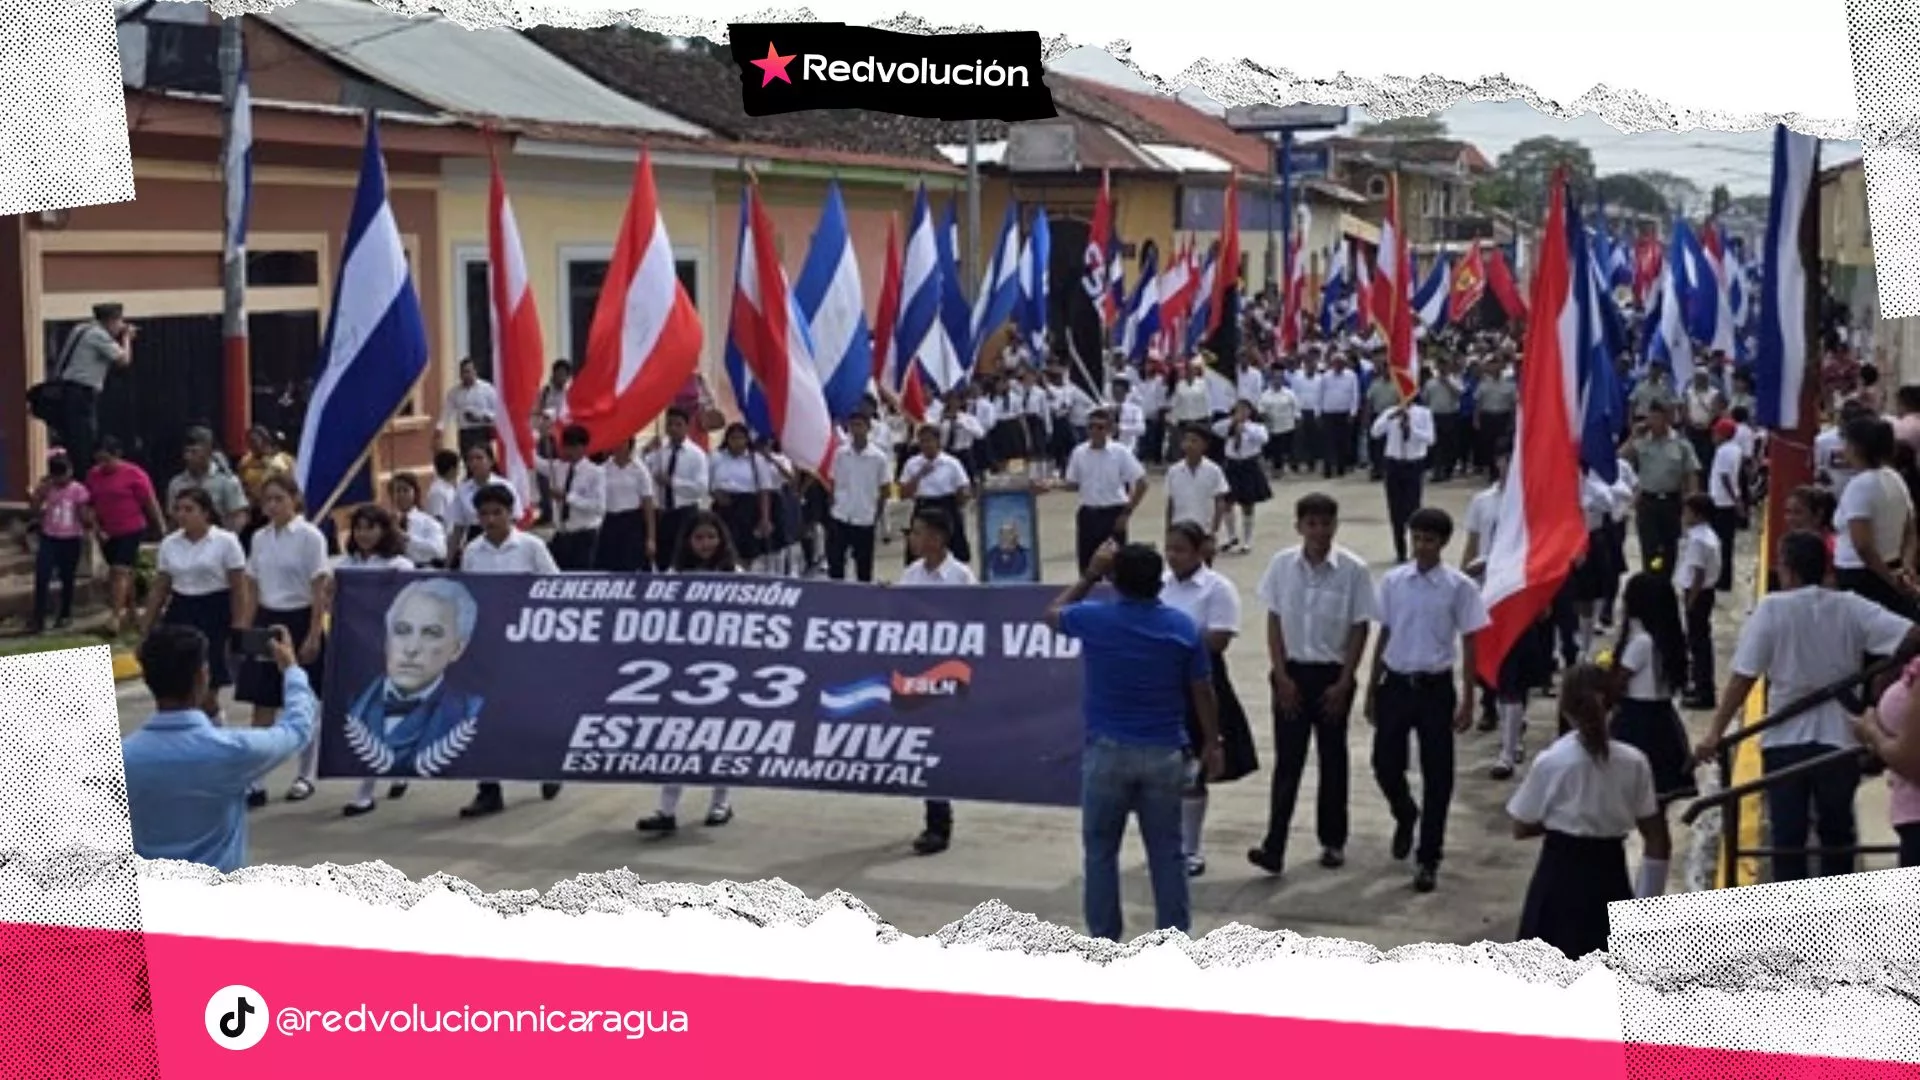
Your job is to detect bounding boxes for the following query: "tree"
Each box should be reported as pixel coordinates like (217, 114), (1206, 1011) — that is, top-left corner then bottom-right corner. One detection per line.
(1632, 170), (1702, 218)
(1710, 184), (1731, 216)
(1356, 116), (1448, 139)
(1597, 173), (1668, 217)
(1492, 136), (1596, 221)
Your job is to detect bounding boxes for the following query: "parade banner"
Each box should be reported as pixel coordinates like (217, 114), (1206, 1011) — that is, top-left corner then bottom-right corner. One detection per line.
(317, 572), (1086, 805)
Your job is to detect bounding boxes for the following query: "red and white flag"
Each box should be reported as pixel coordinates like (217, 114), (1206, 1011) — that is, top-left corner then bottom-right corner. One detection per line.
(486, 148), (544, 526)
(568, 149), (703, 457)
(872, 215), (925, 422)
(726, 183), (837, 478)
(1476, 168), (1589, 687)
(1205, 172), (1240, 341)
(1280, 229), (1306, 353)
(1369, 175), (1417, 398)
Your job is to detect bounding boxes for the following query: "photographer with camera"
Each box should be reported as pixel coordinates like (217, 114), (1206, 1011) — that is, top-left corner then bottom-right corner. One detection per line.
(33, 302), (134, 467)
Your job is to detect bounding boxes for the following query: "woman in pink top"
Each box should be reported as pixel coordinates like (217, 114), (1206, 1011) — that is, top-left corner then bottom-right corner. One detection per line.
(1853, 656), (1920, 868)
(84, 436), (164, 637)
(29, 452), (92, 631)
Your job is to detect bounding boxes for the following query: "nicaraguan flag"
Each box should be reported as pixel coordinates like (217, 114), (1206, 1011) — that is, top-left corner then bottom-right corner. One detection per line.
(1120, 244), (1162, 363)
(1754, 125), (1819, 431)
(224, 46), (252, 262)
(1186, 248), (1216, 355)
(1319, 239), (1348, 338)
(1648, 262), (1695, 384)
(1569, 198), (1621, 483)
(970, 203), (1022, 363)
(895, 185), (943, 394)
(1412, 254), (1450, 329)
(1017, 207), (1050, 359)
(295, 117), (429, 519)
(793, 181), (872, 422)
(931, 201), (973, 392)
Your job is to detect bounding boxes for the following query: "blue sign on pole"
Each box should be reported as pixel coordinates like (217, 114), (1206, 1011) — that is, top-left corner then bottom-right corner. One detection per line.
(1284, 145), (1330, 179)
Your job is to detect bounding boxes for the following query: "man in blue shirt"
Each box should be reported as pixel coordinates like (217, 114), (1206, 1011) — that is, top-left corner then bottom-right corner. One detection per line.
(1046, 540), (1220, 942)
(122, 625), (313, 872)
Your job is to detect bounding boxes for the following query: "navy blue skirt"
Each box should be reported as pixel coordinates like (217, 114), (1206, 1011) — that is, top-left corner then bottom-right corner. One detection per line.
(1611, 696), (1698, 803)
(161, 589), (234, 688)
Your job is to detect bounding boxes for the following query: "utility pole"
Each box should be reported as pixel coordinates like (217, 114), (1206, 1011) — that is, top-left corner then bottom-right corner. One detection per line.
(964, 119), (981, 304)
(218, 15), (250, 451)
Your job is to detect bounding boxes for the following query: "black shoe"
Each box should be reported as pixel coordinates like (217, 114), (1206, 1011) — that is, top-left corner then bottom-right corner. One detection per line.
(635, 812), (677, 834)
(1319, 847), (1345, 869)
(1413, 864), (1438, 893)
(342, 800), (376, 818)
(912, 829), (950, 855)
(540, 782), (562, 801)
(245, 788), (267, 810)
(704, 804), (733, 826)
(1391, 817), (1416, 861)
(1476, 709), (1498, 732)
(1489, 762), (1515, 780)
(1246, 846), (1285, 875)
(459, 789), (505, 819)
(388, 782), (409, 800)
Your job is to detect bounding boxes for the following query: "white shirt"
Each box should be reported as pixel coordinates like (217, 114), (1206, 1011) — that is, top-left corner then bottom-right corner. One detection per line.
(441, 380), (500, 431)
(1213, 419), (1269, 461)
(1257, 545), (1378, 665)
(1168, 379), (1212, 423)
(461, 528), (561, 575)
(397, 508), (447, 566)
(1317, 369), (1361, 415)
(1617, 621), (1671, 701)
(1116, 400), (1147, 450)
(335, 553), (414, 571)
(1465, 485), (1503, 558)
(1375, 561), (1491, 674)
(1675, 523), (1722, 591)
(1733, 586), (1913, 748)
(1293, 371), (1323, 412)
(603, 458), (657, 515)
(157, 527), (246, 597)
(901, 452), (970, 499)
(1833, 467), (1912, 570)
(246, 518), (331, 612)
(1709, 441), (1745, 508)
(710, 451), (781, 496)
(1733, 422), (1758, 460)
(1064, 442), (1146, 508)
(1815, 427), (1854, 493)
(1610, 459), (1639, 522)
(425, 477), (458, 525)
(1164, 458), (1230, 529)
(1507, 733), (1658, 838)
(1580, 472), (1614, 533)
(1161, 566), (1241, 639)
(1236, 368), (1266, 407)
(446, 476), (521, 531)
(1060, 383), (1097, 427)
(900, 556), (977, 586)
(1369, 404), (1436, 460)
(537, 456), (607, 532)
(647, 440), (711, 512)
(1259, 387), (1298, 433)
(830, 441), (893, 527)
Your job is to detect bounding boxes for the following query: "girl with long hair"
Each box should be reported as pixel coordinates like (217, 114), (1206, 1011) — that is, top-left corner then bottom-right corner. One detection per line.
(709, 423), (778, 569)
(1507, 663), (1672, 960)
(233, 474), (333, 806)
(635, 510), (740, 835)
(335, 504), (415, 817)
(141, 487), (246, 720)
(1608, 572), (1698, 810)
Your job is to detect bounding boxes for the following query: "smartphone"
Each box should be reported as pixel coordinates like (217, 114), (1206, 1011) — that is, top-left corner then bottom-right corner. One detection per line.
(238, 628), (276, 660)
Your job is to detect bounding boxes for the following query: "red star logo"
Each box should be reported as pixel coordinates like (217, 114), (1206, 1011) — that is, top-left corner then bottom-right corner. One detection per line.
(751, 43), (796, 88)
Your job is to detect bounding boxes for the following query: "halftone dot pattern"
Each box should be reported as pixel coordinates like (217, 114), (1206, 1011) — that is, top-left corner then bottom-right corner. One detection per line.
(1846, 0), (1920, 319)
(0, 0), (132, 216)
(0, 648), (157, 1079)
(1609, 869), (1920, 1076)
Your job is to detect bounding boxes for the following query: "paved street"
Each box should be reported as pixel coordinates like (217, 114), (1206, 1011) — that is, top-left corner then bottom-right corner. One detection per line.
(113, 465), (1827, 948)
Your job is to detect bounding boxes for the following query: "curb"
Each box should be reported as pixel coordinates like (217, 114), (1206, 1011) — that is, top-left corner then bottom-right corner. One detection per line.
(111, 650), (140, 682)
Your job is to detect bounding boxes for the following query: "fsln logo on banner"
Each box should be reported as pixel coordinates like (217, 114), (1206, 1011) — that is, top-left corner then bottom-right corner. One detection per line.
(730, 24), (1056, 121)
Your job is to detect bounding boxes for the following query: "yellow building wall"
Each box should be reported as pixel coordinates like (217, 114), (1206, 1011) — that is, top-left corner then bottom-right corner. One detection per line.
(1821, 164), (1873, 268)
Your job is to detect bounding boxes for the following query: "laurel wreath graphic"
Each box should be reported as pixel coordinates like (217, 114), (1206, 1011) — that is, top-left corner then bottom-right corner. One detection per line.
(343, 712), (396, 774)
(412, 715), (479, 777)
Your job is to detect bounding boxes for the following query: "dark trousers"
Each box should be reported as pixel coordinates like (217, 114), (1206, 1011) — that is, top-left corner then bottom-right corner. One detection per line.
(1140, 418), (1165, 465)
(457, 426), (495, 456)
(32, 535), (81, 623)
(1371, 672), (1458, 867)
(53, 383), (98, 468)
(1075, 505), (1130, 576)
(655, 506), (695, 571)
(826, 518), (877, 582)
(924, 798), (952, 836)
(1262, 662), (1351, 856)
(1637, 493), (1682, 575)
(1431, 413), (1461, 479)
(1684, 588), (1715, 700)
(1298, 413), (1320, 471)
(1383, 458), (1426, 563)
(1710, 505), (1741, 592)
(1477, 411), (1513, 473)
(1367, 435), (1387, 479)
(1321, 414), (1354, 477)
(547, 529), (599, 571)
(1899, 822), (1920, 869)
(1761, 743), (1861, 882)
(1264, 430), (1293, 472)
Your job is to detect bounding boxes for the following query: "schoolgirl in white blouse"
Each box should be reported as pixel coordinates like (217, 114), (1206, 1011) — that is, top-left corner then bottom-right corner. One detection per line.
(143, 487), (247, 721)
(334, 504), (417, 817)
(637, 509), (741, 834)
(234, 474), (333, 807)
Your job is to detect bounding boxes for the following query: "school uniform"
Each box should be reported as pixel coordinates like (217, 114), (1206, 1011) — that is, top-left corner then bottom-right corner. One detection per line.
(1292, 370), (1323, 473)
(1371, 403), (1435, 564)
(1213, 419), (1272, 509)
(900, 555), (978, 850)
(989, 388), (1029, 467)
(234, 519), (332, 709)
(1164, 457), (1230, 533)
(1571, 471), (1619, 606)
(425, 477), (459, 529)
(1058, 381), (1097, 463)
(1063, 440), (1145, 575)
(397, 508), (448, 568)
(1707, 440), (1745, 593)
(1253, 544), (1377, 866)
(1259, 385), (1298, 471)
(1372, 561), (1491, 876)
(1317, 368), (1361, 478)
(967, 397), (1000, 478)
(647, 439), (709, 572)
(1675, 523), (1723, 704)
(596, 458), (656, 572)
(445, 476), (522, 556)
(155, 527), (247, 689)
(1610, 621), (1698, 802)
(828, 440), (892, 583)
(900, 451), (973, 566)
(710, 452), (781, 564)
(1161, 565), (1259, 786)
(1507, 733), (1659, 960)
(537, 455), (606, 571)
(442, 380), (501, 456)
(462, 527), (563, 817)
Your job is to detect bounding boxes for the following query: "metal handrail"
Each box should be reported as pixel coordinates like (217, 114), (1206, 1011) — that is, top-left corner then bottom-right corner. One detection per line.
(1681, 745), (1866, 825)
(1715, 641), (1918, 753)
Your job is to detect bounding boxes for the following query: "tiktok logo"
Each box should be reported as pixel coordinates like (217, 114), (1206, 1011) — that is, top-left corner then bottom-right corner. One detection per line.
(204, 985), (269, 1051)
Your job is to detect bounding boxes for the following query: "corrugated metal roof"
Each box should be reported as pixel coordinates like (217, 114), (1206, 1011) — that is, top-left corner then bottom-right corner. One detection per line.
(1139, 143), (1232, 174)
(258, 0), (706, 137)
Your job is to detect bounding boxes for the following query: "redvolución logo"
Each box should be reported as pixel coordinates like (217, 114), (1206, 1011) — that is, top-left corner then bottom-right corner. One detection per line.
(730, 24), (1056, 121)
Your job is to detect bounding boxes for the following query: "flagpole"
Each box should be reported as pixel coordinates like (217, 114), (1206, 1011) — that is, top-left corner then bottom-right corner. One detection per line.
(218, 15), (250, 454)
(964, 119), (981, 306)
